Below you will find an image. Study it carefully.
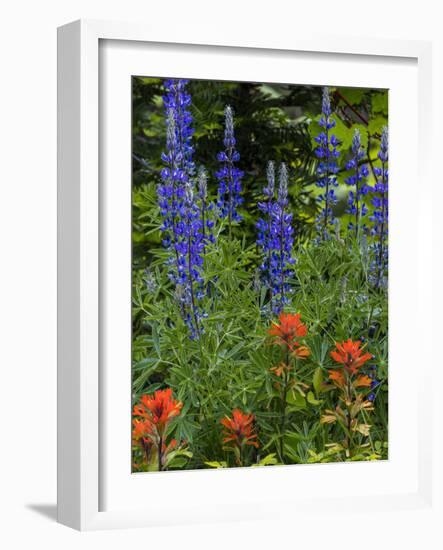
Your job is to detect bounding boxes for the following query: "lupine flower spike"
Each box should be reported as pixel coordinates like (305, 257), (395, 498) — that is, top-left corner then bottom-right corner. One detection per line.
(256, 161), (276, 293)
(269, 163), (295, 314)
(158, 108), (186, 267)
(176, 180), (206, 339)
(345, 128), (369, 236)
(159, 79), (195, 263)
(369, 126), (389, 288)
(314, 87), (340, 240)
(367, 366), (380, 402)
(216, 105), (244, 236)
(162, 79), (195, 175)
(159, 79), (206, 339)
(197, 166), (215, 245)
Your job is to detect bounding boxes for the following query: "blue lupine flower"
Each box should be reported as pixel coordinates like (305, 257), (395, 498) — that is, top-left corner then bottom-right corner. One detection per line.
(172, 180), (206, 339)
(256, 161), (276, 291)
(162, 79), (195, 176)
(158, 78), (195, 259)
(216, 105), (244, 235)
(345, 128), (370, 235)
(268, 163), (295, 314)
(369, 126), (389, 288)
(314, 87), (340, 240)
(158, 108), (187, 258)
(367, 366), (380, 402)
(159, 79), (206, 338)
(197, 166), (215, 245)
(143, 268), (158, 294)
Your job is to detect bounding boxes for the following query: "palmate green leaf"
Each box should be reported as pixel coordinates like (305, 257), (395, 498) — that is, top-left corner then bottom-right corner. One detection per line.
(337, 87), (366, 106)
(334, 119), (368, 151)
(309, 336), (332, 366)
(368, 115), (387, 135)
(132, 359), (162, 394)
(371, 91), (388, 116)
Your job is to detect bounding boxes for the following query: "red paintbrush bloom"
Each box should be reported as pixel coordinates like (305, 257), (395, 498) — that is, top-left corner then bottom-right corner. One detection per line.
(330, 339), (372, 375)
(328, 369), (373, 390)
(268, 313), (309, 357)
(328, 369), (346, 387)
(291, 341), (310, 359)
(132, 418), (156, 464)
(221, 409), (259, 449)
(133, 388), (183, 436)
(353, 375), (373, 388)
(269, 313), (307, 343)
(132, 418), (155, 443)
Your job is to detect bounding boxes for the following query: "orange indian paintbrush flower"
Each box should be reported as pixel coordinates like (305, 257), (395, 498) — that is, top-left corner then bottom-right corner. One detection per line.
(133, 388), (183, 437)
(221, 409), (259, 449)
(330, 339), (372, 374)
(268, 312), (310, 358)
(132, 417), (155, 443)
(328, 339), (373, 387)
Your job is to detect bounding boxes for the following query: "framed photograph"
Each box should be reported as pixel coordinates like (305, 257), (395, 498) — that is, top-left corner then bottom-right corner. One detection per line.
(58, 19), (435, 533)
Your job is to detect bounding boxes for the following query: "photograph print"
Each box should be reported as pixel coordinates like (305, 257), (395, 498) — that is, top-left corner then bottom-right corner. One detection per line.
(131, 77), (388, 472)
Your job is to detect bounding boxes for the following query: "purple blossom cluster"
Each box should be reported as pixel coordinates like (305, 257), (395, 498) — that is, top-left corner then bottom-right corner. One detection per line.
(345, 128), (370, 235)
(216, 105), (244, 234)
(162, 79), (195, 176)
(256, 161), (276, 291)
(174, 181), (206, 338)
(257, 162), (295, 314)
(197, 167), (215, 246)
(369, 126), (389, 288)
(159, 79), (205, 338)
(314, 87), (340, 240)
(158, 108), (184, 247)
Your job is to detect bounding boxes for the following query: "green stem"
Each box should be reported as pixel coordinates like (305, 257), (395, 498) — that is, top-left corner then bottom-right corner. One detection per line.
(279, 346), (290, 462)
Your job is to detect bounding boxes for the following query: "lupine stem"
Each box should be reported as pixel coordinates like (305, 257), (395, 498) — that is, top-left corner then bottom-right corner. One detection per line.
(370, 126), (389, 288)
(355, 165), (360, 237)
(279, 202), (285, 312)
(216, 105), (243, 231)
(315, 87), (340, 241)
(345, 128), (369, 239)
(375, 159), (388, 288)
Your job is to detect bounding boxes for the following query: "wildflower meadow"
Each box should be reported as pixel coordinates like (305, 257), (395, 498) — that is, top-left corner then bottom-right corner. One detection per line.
(131, 78), (388, 472)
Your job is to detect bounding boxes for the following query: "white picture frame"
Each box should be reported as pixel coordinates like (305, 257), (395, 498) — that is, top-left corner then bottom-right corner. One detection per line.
(57, 19), (437, 534)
